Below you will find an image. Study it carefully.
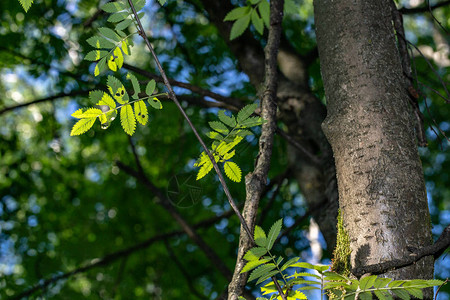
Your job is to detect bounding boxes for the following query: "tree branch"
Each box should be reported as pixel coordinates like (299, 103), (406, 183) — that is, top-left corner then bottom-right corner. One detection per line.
(399, 0), (450, 14)
(228, 1), (285, 299)
(119, 142), (232, 280)
(127, 0), (254, 240)
(0, 90), (90, 116)
(10, 201), (240, 300)
(123, 63), (244, 110)
(352, 224), (450, 278)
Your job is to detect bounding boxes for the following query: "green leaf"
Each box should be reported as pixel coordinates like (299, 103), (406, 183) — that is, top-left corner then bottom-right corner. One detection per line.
(120, 104), (136, 135)
(107, 76), (129, 104)
(98, 27), (121, 42)
(224, 6), (251, 21)
(71, 107), (103, 119)
(209, 121), (229, 134)
(148, 97), (163, 110)
(248, 263), (276, 282)
(230, 14), (251, 40)
(221, 149), (235, 160)
(323, 271), (349, 281)
(224, 161), (241, 182)
(134, 100), (148, 126)
(158, 0), (167, 5)
(358, 291), (372, 300)
(131, 0), (146, 12)
(249, 0), (260, 4)
(87, 36), (116, 49)
(107, 47), (124, 71)
(258, 0), (270, 28)
(280, 257), (299, 271)
(237, 103), (258, 123)
(360, 275), (377, 290)
(392, 289), (411, 300)
(254, 225), (267, 247)
(89, 90), (104, 103)
(236, 129), (253, 137)
(18, 0), (34, 12)
(244, 247), (268, 261)
(266, 218), (282, 250)
(115, 18), (133, 31)
(388, 280), (405, 288)
(374, 278), (392, 288)
(94, 57), (107, 76)
(405, 288), (423, 299)
(126, 73), (141, 99)
(102, 1), (127, 13)
(284, 0), (298, 14)
(145, 80), (156, 96)
(196, 157), (214, 180)
(108, 12), (129, 23)
(96, 92), (116, 109)
(256, 269), (279, 285)
(218, 110), (237, 127)
(208, 131), (224, 140)
(251, 9), (264, 35)
(374, 290), (392, 300)
(84, 50), (108, 61)
(240, 116), (265, 127)
(70, 118), (96, 136)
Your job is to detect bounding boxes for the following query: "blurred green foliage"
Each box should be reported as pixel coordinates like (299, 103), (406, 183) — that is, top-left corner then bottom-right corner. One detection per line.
(0, 0), (448, 299)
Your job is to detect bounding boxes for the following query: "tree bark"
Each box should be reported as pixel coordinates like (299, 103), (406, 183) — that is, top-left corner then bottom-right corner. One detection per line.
(314, 0), (433, 285)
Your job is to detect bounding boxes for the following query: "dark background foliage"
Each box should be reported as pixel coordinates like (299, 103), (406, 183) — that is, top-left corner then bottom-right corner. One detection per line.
(0, 0), (449, 299)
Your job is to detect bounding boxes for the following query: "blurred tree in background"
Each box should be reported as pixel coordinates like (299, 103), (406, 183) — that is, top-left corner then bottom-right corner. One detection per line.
(0, 0), (448, 299)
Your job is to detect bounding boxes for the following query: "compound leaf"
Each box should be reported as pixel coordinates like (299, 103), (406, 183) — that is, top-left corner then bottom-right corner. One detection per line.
(218, 110), (236, 127)
(237, 103), (258, 123)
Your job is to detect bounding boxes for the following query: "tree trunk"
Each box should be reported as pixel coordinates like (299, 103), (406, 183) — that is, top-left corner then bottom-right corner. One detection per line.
(314, 0), (434, 285)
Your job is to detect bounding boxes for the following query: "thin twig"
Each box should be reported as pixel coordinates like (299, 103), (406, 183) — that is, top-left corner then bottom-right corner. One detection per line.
(0, 90), (90, 116)
(126, 0), (253, 241)
(399, 0), (450, 14)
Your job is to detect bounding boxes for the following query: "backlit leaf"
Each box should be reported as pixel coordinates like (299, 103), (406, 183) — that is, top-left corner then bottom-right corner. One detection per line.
(254, 225), (267, 247)
(134, 100), (148, 125)
(241, 258), (270, 273)
(209, 121), (229, 134)
(148, 97), (162, 109)
(87, 36), (116, 49)
(120, 104), (136, 135)
(224, 161), (241, 182)
(218, 110), (236, 127)
(84, 50), (108, 61)
(70, 118), (96, 136)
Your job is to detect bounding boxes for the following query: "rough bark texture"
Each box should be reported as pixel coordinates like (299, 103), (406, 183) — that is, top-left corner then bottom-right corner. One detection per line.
(314, 0), (434, 284)
(227, 0), (284, 298)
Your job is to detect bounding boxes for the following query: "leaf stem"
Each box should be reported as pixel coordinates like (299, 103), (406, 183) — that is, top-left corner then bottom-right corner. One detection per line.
(126, 0), (254, 241)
